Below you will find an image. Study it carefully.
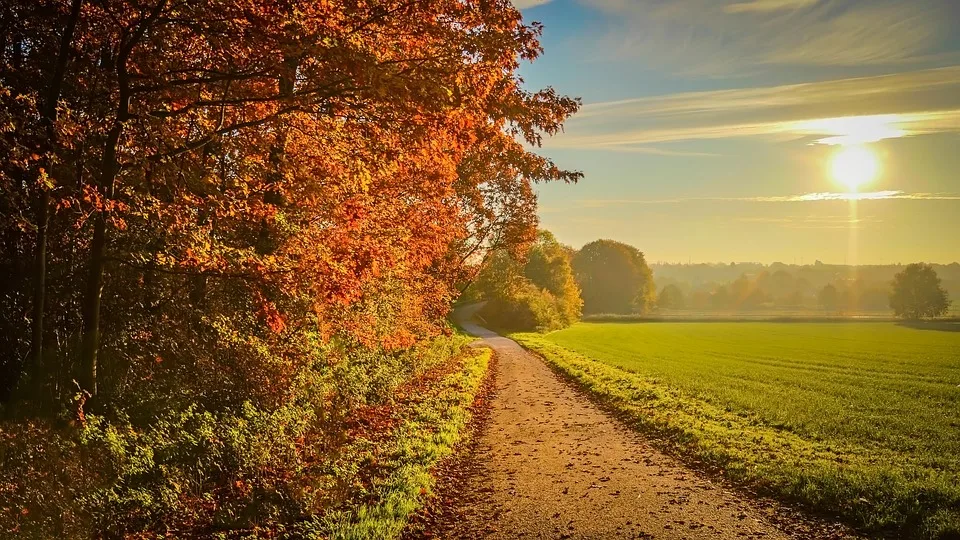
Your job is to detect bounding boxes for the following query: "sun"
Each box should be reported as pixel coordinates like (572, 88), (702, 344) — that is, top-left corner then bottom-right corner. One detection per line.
(830, 145), (879, 192)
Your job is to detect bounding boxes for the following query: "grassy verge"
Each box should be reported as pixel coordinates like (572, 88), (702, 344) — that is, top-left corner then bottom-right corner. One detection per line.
(315, 345), (491, 539)
(512, 333), (960, 539)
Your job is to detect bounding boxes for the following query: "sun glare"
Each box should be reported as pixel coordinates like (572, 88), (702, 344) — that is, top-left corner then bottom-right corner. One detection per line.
(795, 114), (907, 146)
(831, 146), (879, 192)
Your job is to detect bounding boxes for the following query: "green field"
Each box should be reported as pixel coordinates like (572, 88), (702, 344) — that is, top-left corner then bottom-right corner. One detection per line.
(513, 322), (960, 538)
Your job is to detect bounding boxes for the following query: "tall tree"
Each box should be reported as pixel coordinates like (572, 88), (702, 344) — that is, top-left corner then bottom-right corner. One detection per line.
(890, 263), (950, 319)
(572, 239), (655, 315)
(658, 284), (685, 310)
(473, 230), (581, 331)
(2, 0), (581, 401)
(28, 0), (84, 375)
(818, 283), (839, 313)
(523, 231), (582, 325)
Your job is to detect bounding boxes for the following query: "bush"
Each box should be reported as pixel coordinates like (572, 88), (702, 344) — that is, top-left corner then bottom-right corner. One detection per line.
(0, 334), (474, 538)
(480, 283), (568, 332)
(471, 230), (581, 332)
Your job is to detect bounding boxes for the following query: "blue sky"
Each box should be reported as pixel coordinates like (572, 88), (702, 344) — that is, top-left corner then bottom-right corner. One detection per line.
(517, 0), (960, 264)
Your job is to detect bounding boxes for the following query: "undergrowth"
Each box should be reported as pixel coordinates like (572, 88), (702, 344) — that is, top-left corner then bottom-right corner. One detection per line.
(314, 346), (490, 539)
(0, 337), (490, 539)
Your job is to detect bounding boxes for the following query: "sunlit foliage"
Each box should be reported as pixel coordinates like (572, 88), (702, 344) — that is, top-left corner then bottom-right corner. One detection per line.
(0, 0), (577, 535)
(473, 230), (582, 331)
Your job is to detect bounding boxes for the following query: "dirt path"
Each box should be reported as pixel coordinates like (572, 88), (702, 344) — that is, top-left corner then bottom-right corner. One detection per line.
(413, 314), (854, 540)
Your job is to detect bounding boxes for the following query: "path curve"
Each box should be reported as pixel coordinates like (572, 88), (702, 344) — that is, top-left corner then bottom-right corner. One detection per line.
(434, 310), (850, 539)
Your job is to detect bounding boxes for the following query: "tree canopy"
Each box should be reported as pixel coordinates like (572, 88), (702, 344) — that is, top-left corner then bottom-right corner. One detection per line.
(0, 2), (581, 534)
(658, 284), (685, 310)
(572, 239), (656, 315)
(818, 284), (840, 313)
(0, 0), (580, 401)
(890, 263), (951, 320)
(474, 230), (581, 331)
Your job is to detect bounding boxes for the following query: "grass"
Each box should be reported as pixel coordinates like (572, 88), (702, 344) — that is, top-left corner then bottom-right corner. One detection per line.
(318, 345), (491, 540)
(513, 322), (960, 539)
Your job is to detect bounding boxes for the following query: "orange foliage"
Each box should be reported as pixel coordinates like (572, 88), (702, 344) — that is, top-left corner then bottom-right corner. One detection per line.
(1, 0), (579, 401)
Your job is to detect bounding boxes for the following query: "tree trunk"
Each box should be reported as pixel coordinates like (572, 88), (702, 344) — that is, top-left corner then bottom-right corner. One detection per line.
(79, 211), (106, 395)
(30, 189), (49, 370)
(79, 0), (166, 396)
(80, 116), (122, 397)
(255, 57), (296, 255)
(30, 0), (84, 375)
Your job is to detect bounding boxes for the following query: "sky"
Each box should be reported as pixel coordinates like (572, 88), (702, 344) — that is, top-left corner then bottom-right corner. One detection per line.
(516, 0), (960, 264)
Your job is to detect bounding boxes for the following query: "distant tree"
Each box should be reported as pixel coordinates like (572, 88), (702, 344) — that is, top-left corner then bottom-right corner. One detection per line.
(730, 275), (753, 306)
(818, 284), (840, 313)
(768, 269), (795, 299)
(710, 286), (731, 310)
(658, 284), (685, 310)
(784, 290), (806, 308)
(689, 290), (711, 310)
(858, 288), (890, 311)
(572, 240), (655, 315)
(794, 277), (813, 297)
(889, 263), (951, 319)
(742, 288), (770, 310)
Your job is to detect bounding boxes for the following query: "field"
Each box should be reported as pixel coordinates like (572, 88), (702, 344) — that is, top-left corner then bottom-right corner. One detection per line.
(514, 322), (960, 538)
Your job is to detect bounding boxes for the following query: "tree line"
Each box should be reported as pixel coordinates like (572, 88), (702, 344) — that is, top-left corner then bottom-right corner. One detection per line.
(472, 236), (952, 331)
(657, 263), (951, 319)
(469, 237), (657, 330)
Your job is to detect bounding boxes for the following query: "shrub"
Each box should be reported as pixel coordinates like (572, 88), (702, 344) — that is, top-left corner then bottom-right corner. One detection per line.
(0, 334), (474, 538)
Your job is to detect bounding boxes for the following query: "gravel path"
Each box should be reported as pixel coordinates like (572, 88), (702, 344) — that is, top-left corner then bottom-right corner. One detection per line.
(414, 313), (856, 540)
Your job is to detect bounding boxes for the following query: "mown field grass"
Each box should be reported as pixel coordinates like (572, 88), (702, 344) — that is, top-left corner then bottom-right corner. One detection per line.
(514, 322), (960, 539)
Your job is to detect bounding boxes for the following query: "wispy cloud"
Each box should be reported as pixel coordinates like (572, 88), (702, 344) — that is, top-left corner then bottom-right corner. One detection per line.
(582, 0), (955, 71)
(591, 147), (721, 157)
(751, 191), (960, 201)
(577, 191), (960, 207)
(735, 215), (879, 223)
(724, 0), (820, 14)
(547, 67), (960, 150)
(511, 0), (553, 9)
(734, 214), (883, 229)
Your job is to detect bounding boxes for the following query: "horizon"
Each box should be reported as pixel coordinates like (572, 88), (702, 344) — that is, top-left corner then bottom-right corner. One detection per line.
(516, 0), (960, 265)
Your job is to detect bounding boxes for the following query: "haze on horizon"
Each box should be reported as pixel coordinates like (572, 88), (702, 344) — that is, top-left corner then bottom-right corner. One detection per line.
(515, 0), (960, 265)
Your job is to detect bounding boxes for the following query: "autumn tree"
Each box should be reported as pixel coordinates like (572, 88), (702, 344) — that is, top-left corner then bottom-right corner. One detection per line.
(1, 0), (581, 403)
(572, 239), (656, 315)
(1, 0), (582, 535)
(890, 263), (950, 319)
(710, 285), (732, 310)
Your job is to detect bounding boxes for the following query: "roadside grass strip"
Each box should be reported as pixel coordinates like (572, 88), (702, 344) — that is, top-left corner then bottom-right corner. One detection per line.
(322, 346), (491, 540)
